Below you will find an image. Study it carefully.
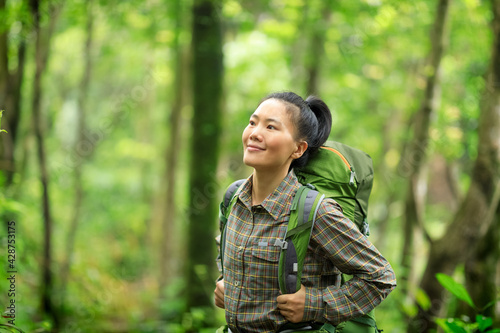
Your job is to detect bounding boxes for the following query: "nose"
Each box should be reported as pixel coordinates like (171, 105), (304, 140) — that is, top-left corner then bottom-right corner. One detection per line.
(249, 125), (263, 141)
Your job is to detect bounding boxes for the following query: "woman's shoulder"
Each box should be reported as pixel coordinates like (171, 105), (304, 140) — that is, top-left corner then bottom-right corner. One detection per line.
(312, 196), (362, 240)
(315, 196), (348, 223)
(318, 196), (342, 212)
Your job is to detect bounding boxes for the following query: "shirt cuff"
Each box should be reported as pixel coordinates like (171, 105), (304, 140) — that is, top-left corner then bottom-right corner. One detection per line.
(303, 287), (324, 322)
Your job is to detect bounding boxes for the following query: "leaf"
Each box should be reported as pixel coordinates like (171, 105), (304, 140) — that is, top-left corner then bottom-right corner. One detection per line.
(476, 315), (493, 332)
(436, 319), (452, 333)
(446, 322), (468, 333)
(436, 318), (467, 333)
(436, 273), (476, 308)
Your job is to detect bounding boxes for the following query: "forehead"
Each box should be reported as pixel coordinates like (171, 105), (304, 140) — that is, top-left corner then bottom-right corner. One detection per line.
(253, 99), (293, 122)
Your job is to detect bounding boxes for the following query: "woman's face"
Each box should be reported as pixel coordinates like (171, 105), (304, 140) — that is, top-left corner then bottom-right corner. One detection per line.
(242, 99), (306, 172)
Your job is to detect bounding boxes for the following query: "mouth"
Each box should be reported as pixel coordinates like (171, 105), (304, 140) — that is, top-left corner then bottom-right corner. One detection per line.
(246, 144), (265, 152)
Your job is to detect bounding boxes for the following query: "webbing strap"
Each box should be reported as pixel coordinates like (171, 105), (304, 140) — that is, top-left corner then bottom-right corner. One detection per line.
(350, 315), (377, 327)
(285, 221), (314, 238)
(321, 322), (337, 332)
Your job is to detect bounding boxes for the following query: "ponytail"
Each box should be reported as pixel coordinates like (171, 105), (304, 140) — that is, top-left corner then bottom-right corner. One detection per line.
(261, 92), (332, 168)
(305, 96), (332, 151)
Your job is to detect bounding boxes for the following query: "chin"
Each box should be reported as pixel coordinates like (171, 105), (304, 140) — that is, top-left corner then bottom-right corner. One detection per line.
(242, 157), (257, 168)
(243, 156), (265, 169)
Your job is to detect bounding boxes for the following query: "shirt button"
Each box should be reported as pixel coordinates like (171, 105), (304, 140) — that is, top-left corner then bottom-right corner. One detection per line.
(235, 281), (240, 286)
(237, 246), (243, 252)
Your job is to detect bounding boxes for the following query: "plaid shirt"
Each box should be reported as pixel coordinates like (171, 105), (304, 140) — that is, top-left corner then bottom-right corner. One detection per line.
(219, 171), (396, 333)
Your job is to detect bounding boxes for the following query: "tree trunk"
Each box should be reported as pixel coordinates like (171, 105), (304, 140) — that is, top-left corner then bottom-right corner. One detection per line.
(304, 0), (332, 96)
(408, 1), (500, 332)
(0, 0), (11, 180)
(186, 0), (223, 319)
(0, 0), (7, 109)
(29, 0), (62, 327)
(399, 0), (449, 304)
(289, 3), (307, 92)
(159, 0), (189, 297)
(464, 201), (500, 322)
(0, 0), (27, 186)
(59, 0), (93, 313)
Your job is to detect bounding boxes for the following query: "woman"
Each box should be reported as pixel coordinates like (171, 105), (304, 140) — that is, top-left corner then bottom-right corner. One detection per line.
(214, 92), (396, 333)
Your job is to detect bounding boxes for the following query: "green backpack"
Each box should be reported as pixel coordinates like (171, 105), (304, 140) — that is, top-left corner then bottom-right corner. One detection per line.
(219, 143), (379, 333)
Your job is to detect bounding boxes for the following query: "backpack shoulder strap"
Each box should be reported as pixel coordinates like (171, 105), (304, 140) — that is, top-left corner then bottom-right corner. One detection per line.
(277, 185), (325, 294)
(224, 179), (246, 211)
(219, 179), (246, 229)
(218, 179), (245, 274)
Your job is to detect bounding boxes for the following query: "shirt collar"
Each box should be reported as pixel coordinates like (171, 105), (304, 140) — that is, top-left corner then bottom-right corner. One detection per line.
(238, 170), (300, 220)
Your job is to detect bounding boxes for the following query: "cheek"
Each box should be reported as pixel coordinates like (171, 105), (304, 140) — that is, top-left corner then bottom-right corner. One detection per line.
(269, 136), (295, 155)
(242, 126), (249, 143)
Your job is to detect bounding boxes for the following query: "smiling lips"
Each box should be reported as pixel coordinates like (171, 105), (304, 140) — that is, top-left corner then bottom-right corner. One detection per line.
(246, 144), (265, 152)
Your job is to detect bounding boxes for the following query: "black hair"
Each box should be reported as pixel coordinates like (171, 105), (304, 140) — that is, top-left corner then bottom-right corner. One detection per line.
(261, 91), (332, 169)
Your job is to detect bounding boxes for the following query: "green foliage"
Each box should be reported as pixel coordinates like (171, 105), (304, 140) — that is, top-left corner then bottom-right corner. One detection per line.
(435, 273), (500, 333)
(436, 273), (476, 309)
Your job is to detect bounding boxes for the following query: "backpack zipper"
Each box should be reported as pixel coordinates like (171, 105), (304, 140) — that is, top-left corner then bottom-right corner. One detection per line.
(322, 147), (351, 168)
(322, 147), (356, 185)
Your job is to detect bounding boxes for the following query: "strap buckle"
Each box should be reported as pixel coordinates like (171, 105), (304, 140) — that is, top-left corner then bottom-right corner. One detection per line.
(274, 238), (288, 250)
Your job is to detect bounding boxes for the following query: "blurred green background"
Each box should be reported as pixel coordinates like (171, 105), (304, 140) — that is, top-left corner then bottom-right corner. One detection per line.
(0, 0), (499, 332)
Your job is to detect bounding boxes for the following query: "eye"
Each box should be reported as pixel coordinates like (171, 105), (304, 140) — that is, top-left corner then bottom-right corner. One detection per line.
(267, 125), (276, 130)
(249, 120), (256, 126)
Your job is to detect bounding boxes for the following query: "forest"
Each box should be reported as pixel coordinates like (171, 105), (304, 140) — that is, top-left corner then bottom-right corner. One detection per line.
(0, 0), (499, 332)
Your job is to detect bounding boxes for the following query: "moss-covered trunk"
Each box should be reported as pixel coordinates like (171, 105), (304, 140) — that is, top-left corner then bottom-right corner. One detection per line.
(186, 0), (223, 318)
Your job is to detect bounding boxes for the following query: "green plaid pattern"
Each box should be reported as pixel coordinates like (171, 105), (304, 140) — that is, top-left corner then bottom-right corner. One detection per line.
(219, 171), (396, 333)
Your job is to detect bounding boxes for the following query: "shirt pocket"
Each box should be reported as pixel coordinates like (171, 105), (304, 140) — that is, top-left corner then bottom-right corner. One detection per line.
(251, 245), (280, 265)
(248, 245), (281, 294)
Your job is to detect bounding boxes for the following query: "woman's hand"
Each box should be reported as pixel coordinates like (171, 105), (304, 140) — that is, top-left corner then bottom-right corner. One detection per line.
(276, 284), (306, 323)
(214, 279), (225, 309)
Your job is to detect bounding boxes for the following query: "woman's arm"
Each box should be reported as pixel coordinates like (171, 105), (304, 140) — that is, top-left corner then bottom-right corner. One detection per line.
(302, 199), (396, 325)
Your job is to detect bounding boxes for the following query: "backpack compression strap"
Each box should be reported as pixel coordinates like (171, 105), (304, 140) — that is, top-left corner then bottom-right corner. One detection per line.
(276, 185), (325, 294)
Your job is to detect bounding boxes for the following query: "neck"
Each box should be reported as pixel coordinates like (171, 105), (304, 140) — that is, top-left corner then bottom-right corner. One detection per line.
(251, 167), (291, 206)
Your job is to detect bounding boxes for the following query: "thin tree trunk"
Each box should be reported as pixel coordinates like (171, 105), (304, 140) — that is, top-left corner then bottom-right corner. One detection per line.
(374, 117), (399, 251)
(186, 0), (223, 320)
(289, 3), (308, 92)
(159, 0), (188, 296)
(29, 0), (62, 327)
(304, 0), (332, 96)
(408, 1), (500, 331)
(60, 0), (93, 312)
(399, 0), (449, 304)
(377, 59), (422, 252)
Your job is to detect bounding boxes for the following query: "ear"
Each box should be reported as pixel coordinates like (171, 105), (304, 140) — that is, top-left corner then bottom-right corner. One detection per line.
(291, 141), (308, 160)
